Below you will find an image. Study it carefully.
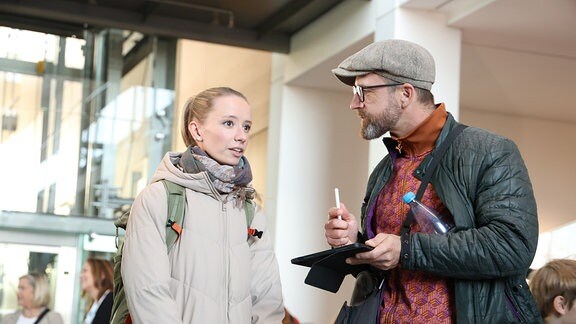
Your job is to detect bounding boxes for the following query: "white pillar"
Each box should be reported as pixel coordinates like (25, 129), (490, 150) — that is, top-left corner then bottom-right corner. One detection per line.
(268, 80), (370, 323)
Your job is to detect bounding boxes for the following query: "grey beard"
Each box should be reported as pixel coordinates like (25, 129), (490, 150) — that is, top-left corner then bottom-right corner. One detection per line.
(361, 98), (401, 140)
(362, 122), (385, 140)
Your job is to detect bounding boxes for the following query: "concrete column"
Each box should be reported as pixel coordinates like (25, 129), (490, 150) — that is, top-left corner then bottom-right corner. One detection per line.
(268, 81), (369, 324)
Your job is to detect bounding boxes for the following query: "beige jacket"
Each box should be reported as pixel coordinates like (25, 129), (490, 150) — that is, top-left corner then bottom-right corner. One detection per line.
(0, 310), (64, 324)
(122, 152), (284, 323)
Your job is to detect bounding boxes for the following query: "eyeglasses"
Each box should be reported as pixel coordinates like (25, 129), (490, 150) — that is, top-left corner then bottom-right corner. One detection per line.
(352, 83), (402, 102)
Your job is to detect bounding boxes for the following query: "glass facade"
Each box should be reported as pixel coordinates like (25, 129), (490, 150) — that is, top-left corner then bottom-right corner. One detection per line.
(0, 26), (177, 323)
(0, 27), (176, 218)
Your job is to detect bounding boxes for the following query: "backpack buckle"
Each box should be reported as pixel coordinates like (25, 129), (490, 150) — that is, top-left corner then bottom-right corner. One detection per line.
(247, 228), (263, 239)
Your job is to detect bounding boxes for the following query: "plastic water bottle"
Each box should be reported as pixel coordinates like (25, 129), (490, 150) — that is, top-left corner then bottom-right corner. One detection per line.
(402, 192), (452, 234)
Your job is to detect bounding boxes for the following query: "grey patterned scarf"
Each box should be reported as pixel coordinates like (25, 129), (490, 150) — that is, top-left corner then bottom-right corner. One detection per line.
(179, 146), (254, 206)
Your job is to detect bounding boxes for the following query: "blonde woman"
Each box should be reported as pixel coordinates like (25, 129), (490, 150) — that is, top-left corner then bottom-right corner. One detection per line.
(80, 258), (114, 324)
(0, 273), (63, 324)
(121, 87), (284, 323)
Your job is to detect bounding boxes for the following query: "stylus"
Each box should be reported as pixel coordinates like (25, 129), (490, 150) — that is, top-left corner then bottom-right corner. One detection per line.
(334, 188), (342, 220)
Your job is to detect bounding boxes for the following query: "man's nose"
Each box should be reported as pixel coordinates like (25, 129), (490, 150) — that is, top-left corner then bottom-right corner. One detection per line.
(350, 94), (363, 110)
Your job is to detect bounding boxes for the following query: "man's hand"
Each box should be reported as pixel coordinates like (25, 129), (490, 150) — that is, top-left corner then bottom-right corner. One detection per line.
(346, 233), (401, 271)
(325, 202), (358, 247)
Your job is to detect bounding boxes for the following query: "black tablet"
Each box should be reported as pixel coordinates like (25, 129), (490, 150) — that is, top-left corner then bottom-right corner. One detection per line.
(291, 243), (373, 268)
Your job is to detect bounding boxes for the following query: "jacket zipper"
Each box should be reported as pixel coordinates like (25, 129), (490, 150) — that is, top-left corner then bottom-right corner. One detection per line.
(222, 201), (229, 323)
(504, 285), (527, 323)
(203, 173), (230, 323)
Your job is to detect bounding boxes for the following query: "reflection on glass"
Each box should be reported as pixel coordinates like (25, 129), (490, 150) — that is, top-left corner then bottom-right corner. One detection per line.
(0, 27), (175, 219)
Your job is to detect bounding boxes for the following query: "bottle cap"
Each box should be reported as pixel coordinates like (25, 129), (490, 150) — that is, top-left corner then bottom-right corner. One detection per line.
(402, 192), (416, 204)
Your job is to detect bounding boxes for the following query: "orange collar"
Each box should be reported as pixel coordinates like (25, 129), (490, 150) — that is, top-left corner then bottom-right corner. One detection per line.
(392, 104), (447, 156)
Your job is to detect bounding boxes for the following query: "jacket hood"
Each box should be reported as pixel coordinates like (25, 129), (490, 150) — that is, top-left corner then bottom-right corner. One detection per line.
(151, 152), (216, 198)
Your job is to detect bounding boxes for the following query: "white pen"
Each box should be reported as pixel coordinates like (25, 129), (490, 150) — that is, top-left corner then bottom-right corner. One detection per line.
(334, 188), (342, 220)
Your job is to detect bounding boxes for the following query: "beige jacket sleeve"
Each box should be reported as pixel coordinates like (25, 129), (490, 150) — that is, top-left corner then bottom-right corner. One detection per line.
(249, 207), (285, 323)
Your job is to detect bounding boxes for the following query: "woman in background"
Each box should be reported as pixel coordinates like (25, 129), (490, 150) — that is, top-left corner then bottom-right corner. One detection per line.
(80, 258), (114, 324)
(0, 272), (64, 324)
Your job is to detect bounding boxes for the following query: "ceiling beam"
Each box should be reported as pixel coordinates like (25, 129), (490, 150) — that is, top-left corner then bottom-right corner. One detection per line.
(0, 12), (86, 38)
(0, 210), (116, 236)
(0, 0), (290, 53)
(256, 0), (310, 38)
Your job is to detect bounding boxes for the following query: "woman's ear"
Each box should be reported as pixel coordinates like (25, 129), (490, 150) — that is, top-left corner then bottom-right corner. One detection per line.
(553, 295), (568, 315)
(188, 120), (203, 142)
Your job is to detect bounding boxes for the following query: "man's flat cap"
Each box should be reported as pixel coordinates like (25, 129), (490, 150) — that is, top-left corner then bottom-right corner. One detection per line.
(332, 39), (435, 91)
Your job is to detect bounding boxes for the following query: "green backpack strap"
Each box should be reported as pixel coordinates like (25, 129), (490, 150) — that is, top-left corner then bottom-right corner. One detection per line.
(161, 181), (258, 245)
(161, 179), (187, 252)
(244, 199), (255, 225)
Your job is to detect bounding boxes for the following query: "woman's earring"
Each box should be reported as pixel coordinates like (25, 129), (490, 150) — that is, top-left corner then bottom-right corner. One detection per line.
(196, 137), (202, 142)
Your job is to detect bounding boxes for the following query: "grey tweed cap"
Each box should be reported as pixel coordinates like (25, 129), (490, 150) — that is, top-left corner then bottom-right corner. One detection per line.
(332, 39), (435, 91)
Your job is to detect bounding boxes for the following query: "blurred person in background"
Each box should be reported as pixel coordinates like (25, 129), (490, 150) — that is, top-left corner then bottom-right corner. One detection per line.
(0, 272), (63, 324)
(80, 258), (114, 324)
(530, 259), (576, 323)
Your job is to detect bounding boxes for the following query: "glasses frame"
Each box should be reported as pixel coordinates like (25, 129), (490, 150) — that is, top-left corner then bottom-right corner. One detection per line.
(352, 83), (403, 102)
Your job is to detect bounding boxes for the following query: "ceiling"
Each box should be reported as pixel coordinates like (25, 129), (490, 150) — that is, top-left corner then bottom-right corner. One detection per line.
(0, 0), (345, 53)
(286, 0), (576, 124)
(416, 0), (576, 123)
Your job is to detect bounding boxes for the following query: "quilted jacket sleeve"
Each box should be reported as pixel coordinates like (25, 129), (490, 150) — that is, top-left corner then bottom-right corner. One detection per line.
(404, 128), (539, 279)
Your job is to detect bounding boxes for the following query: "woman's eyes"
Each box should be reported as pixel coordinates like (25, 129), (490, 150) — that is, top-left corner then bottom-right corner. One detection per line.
(222, 120), (251, 132)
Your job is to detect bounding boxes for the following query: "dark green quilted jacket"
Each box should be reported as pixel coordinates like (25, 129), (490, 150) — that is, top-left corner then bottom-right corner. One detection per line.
(360, 113), (542, 323)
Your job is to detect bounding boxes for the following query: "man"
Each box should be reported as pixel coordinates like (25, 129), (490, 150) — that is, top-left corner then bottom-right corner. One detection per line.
(324, 39), (542, 323)
(529, 259), (576, 323)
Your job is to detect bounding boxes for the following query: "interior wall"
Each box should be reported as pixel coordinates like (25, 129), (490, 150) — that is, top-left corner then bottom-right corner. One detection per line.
(460, 109), (576, 233)
(173, 40), (272, 197)
(246, 129), (268, 205)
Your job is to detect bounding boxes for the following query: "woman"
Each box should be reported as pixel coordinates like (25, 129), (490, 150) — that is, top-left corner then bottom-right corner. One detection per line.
(121, 87), (284, 323)
(0, 273), (63, 324)
(80, 258), (114, 324)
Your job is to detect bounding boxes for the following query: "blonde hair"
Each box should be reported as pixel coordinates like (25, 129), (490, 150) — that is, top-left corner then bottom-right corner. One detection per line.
(19, 273), (51, 308)
(529, 259), (576, 318)
(180, 87), (248, 147)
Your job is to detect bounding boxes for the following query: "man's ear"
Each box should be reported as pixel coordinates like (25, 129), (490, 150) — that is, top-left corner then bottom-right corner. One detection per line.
(399, 83), (415, 107)
(553, 295), (568, 315)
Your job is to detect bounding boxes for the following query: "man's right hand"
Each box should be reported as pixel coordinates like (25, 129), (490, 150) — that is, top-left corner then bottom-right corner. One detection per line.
(325, 202), (359, 247)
